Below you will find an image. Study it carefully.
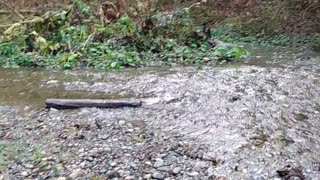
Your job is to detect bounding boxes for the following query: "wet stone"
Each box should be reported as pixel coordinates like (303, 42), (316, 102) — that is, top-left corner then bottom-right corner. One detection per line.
(144, 174), (152, 179)
(23, 163), (34, 169)
(125, 176), (135, 180)
(154, 158), (164, 168)
(57, 177), (67, 180)
(85, 156), (94, 162)
(188, 172), (199, 176)
(172, 167), (182, 175)
(152, 172), (165, 180)
(109, 162), (117, 167)
(21, 171), (29, 177)
(99, 168), (107, 174)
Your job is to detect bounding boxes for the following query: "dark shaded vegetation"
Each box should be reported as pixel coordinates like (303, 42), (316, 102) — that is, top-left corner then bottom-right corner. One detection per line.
(191, 0), (320, 49)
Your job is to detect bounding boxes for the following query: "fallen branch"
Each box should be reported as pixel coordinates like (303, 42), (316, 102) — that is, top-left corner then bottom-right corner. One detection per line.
(45, 99), (142, 109)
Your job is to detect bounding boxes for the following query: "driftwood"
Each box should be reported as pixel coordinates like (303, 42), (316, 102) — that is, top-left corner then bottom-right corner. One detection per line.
(45, 99), (142, 109)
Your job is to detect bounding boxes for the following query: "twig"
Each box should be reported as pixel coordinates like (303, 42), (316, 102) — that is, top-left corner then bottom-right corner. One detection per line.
(67, 41), (72, 53)
(82, 33), (95, 50)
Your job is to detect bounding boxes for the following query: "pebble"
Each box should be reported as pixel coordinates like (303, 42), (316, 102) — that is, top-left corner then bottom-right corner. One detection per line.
(144, 174), (152, 179)
(172, 167), (182, 175)
(79, 161), (86, 168)
(188, 172), (199, 176)
(130, 163), (138, 170)
(109, 161), (117, 167)
(57, 177), (67, 180)
(127, 129), (134, 133)
(154, 158), (164, 168)
(125, 176), (135, 180)
(79, 148), (85, 153)
(23, 164), (34, 169)
(21, 171), (29, 177)
(99, 168), (107, 174)
(85, 156), (94, 162)
(152, 172), (165, 180)
(69, 169), (83, 179)
(119, 120), (126, 126)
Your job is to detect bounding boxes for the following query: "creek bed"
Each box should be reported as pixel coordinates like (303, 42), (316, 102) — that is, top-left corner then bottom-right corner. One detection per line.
(0, 47), (320, 179)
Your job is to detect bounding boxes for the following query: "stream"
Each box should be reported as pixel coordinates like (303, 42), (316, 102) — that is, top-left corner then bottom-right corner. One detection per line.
(0, 46), (320, 179)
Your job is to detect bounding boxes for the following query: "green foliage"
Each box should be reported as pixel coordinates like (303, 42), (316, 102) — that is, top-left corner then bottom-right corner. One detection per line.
(213, 46), (250, 59)
(0, 0), (250, 69)
(0, 43), (18, 56)
(74, 0), (91, 16)
(60, 52), (81, 69)
(116, 16), (136, 35)
(0, 42), (34, 68)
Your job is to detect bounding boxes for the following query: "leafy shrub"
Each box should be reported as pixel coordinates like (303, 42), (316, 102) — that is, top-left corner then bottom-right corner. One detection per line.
(0, 0), (250, 69)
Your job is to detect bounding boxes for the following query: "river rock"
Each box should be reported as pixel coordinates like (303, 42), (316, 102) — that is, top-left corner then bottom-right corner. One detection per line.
(125, 176), (135, 180)
(23, 163), (34, 169)
(144, 174), (152, 179)
(172, 167), (182, 175)
(154, 158), (164, 168)
(69, 169), (83, 179)
(188, 172), (199, 176)
(99, 168), (107, 174)
(152, 172), (164, 180)
(109, 161), (117, 167)
(57, 177), (67, 180)
(21, 171), (29, 177)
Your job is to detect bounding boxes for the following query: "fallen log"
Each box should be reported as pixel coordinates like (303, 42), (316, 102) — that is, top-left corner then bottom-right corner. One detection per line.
(45, 99), (142, 109)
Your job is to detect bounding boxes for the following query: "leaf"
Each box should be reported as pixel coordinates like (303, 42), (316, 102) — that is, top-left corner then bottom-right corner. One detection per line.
(182, 8), (190, 17)
(36, 36), (48, 51)
(110, 61), (119, 69)
(63, 63), (72, 69)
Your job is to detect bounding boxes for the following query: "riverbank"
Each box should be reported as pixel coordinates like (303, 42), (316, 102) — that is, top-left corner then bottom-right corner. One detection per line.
(0, 0), (319, 69)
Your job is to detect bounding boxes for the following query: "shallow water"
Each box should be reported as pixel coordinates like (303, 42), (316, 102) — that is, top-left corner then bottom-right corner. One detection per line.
(0, 46), (320, 179)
